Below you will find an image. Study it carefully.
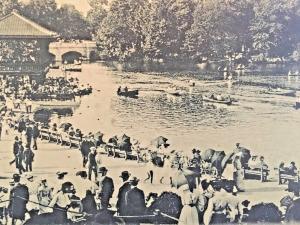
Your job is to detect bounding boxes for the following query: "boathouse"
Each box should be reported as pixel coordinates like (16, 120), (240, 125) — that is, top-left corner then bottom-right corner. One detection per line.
(0, 11), (58, 83)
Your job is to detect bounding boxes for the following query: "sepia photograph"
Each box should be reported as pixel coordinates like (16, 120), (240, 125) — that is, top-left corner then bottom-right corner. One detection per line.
(0, 0), (300, 224)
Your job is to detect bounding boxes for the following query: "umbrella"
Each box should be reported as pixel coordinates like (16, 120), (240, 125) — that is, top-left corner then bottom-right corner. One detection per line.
(33, 109), (51, 123)
(59, 123), (72, 131)
(121, 134), (130, 142)
(151, 136), (169, 149)
(171, 169), (198, 189)
(221, 152), (235, 170)
(201, 148), (215, 162)
(211, 151), (226, 164)
(171, 170), (189, 188)
(94, 131), (104, 138)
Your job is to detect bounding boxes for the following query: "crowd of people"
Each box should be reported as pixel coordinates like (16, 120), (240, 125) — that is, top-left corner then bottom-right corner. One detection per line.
(0, 75), (300, 225)
(0, 112), (299, 225)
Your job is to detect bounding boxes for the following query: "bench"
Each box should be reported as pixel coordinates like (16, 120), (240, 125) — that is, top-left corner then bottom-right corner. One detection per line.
(244, 168), (269, 182)
(278, 170), (299, 184)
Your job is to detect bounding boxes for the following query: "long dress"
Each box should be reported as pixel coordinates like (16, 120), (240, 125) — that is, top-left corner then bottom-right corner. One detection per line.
(178, 190), (199, 225)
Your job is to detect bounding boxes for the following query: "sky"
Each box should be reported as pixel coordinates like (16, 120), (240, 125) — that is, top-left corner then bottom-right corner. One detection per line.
(21, 0), (91, 16)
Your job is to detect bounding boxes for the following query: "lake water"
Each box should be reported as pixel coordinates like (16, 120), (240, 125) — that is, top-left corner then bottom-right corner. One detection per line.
(50, 63), (300, 167)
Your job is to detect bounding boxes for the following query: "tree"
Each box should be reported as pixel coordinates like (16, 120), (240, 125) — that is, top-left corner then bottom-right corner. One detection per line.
(186, 0), (254, 60)
(144, 0), (195, 61)
(0, 0), (21, 17)
(56, 4), (91, 40)
(87, 0), (108, 35)
(96, 0), (150, 61)
(251, 0), (298, 57)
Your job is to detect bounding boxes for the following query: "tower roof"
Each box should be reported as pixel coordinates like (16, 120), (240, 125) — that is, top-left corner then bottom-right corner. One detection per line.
(0, 11), (58, 39)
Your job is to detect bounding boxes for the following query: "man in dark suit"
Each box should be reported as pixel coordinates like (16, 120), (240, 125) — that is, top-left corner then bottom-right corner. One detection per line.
(25, 123), (33, 147)
(8, 174), (29, 224)
(124, 177), (146, 217)
(97, 167), (114, 209)
(32, 123), (40, 150)
(24, 144), (34, 172)
(116, 171), (131, 215)
(9, 136), (19, 168)
(80, 136), (95, 167)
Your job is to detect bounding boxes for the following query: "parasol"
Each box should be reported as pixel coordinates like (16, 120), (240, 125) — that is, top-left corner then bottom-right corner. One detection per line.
(211, 151), (226, 164)
(151, 136), (170, 149)
(59, 122), (72, 131)
(171, 169), (198, 189)
(221, 152), (235, 170)
(201, 148), (215, 162)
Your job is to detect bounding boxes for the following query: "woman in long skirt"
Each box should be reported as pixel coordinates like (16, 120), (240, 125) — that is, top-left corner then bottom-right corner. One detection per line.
(178, 184), (199, 225)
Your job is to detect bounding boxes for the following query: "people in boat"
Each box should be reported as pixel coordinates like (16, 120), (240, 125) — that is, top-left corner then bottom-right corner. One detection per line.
(124, 86), (128, 93)
(117, 86), (121, 94)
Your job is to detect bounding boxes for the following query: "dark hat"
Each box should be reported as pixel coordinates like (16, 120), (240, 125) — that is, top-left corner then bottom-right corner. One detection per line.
(196, 150), (201, 154)
(13, 174), (20, 182)
(192, 149), (197, 154)
(120, 171), (130, 179)
(98, 167), (107, 173)
(236, 143), (240, 146)
(56, 171), (68, 177)
(129, 177), (140, 186)
(26, 175), (34, 180)
(41, 179), (47, 183)
(76, 171), (87, 178)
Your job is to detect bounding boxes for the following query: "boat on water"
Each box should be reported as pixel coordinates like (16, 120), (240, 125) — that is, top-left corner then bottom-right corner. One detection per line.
(288, 70), (299, 77)
(263, 88), (296, 97)
(202, 94), (233, 105)
(117, 88), (139, 98)
(33, 99), (81, 108)
(165, 88), (185, 96)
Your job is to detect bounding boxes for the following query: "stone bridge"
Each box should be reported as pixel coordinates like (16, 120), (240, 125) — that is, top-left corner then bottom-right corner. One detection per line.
(49, 41), (97, 62)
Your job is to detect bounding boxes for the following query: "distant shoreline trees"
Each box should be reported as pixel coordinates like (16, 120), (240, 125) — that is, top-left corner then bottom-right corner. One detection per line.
(1, 0), (300, 63)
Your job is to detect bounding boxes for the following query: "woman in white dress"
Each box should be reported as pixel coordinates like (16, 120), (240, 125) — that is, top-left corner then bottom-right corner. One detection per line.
(178, 184), (199, 225)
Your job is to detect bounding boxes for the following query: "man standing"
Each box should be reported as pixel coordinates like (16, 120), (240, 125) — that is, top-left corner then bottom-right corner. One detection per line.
(25, 123), (33, 148)
(9, 136), (19, 168)
(17, 141), (25, 174)
(7, 174), (29, 225)
(24, 144), (34, 172)
(80, 136), (95, 167)
(116, 171), (131, 216)
(32, 123), (40, 150)
(88, 147), (98, 181)
(97, 167), (114, 209)
(124, 177), (146, 217)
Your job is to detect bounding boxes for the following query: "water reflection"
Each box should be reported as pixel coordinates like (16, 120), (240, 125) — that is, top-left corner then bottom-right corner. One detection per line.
(61, 63), (300, 165)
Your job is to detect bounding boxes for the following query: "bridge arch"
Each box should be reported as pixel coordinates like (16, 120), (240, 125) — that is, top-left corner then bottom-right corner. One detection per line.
(61, 51), (83, 63)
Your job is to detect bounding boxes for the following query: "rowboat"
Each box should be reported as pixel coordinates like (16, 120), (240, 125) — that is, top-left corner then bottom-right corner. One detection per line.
(288, 71), (299, 77)
(262, 88), (296, 97)
(165, 88), (185, 96)
(62, 64), (82, 72)
(33, 98), (81, 108)
(202, 95), (232, 105)
(117, 89), (139, 98)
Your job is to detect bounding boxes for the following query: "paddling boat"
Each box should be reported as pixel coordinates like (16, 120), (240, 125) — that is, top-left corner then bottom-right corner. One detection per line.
(33, 98), (81, 108)
(117, 89), (139, 98)
(263, 88), (296, 97)
(165, 88), (185, 96)
(288, 71), (299, 77)
(202, 95), (232, 105)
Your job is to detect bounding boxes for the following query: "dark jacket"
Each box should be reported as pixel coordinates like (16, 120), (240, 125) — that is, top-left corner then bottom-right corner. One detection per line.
(82, 193), (97, 214)
(124, 187), (146, 216)
(286, 198), (300, 222)
(24, 148), (34, 163)
(8, 183), (29, 220)
(25, 126), (33, 138)
(13, 141), (19, 156)
(80, 140), (95, 157)
(98, 176), (114, 198)
(88, 152), (97, 168)
(32, 125), (40, 139)
(116, 181), (131, 215)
